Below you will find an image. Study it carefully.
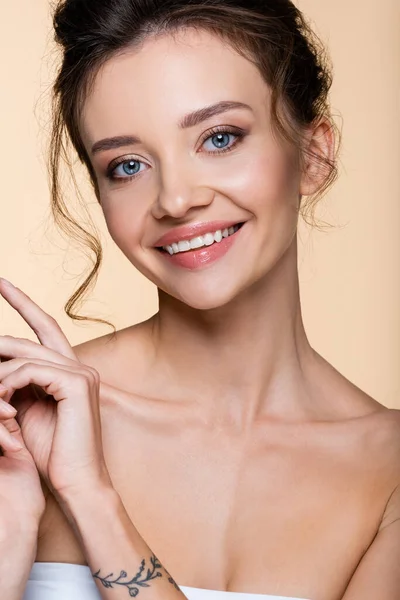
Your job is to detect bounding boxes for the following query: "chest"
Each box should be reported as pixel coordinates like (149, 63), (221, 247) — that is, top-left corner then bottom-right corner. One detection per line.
(100, 411), (387, 600)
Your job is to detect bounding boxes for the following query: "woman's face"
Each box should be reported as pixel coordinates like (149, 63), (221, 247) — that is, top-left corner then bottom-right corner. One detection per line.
(80, 28), (305, 309)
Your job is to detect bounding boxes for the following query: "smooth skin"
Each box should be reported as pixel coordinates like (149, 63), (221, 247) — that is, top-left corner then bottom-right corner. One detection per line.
(0, 387), (45, 599)
(1, 27), (399, 600)
(0, 282), (190, 600)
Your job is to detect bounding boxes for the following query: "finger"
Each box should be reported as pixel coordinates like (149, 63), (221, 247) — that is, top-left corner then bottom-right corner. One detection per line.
(0, 396), (17, 418)
(1, 354), (122, 413)
(0, 360), (99, 405)
(0, 280), (76, 361)
(0, 421), (24, 452)
(0, 403), (27, 441)
(0, 357), (96, 385)
(0, 336), (79, 368)
(0, 416), (38, 466)
(0, 355), (117, 410)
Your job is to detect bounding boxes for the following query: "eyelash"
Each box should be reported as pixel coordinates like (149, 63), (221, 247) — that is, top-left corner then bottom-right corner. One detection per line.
(106, 126), (246, 183)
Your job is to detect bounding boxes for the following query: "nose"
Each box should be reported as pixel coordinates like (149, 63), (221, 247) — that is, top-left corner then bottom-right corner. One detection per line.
(151, 164), (214, 220)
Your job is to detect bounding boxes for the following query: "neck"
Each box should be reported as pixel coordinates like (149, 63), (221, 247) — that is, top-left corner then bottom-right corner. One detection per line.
(147, 240), (318, 427)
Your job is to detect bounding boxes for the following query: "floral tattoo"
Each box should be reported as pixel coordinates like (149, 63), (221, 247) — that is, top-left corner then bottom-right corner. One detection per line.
(93, 553), (180, 596)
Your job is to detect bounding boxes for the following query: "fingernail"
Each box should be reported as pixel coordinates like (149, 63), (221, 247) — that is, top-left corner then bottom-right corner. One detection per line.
(0, 399), (16, 415)
(0, 278), (14, 289)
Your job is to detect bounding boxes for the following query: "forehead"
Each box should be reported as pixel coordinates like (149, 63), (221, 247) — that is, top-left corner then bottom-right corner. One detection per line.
(81, 28), (270, 143)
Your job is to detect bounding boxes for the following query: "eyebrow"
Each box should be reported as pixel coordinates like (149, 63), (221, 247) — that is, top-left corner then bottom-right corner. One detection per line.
(91, 100), (252, 155)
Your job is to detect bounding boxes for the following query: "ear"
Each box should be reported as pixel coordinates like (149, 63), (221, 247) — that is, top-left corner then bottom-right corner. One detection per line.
(299, 118), (336, 196)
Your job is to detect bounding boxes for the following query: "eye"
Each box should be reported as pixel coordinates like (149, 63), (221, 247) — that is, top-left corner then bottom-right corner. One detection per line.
(200, 127), (245, 154)
(110, 158), (146, 180)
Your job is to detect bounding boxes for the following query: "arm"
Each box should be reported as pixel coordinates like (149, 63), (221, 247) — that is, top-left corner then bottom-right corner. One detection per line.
(0, 284), (187, 600)
(0, 386), (45, 600)
(0, 519), (39, 600)
(56, 484), (187, 600)
(341, 485), (400, 599)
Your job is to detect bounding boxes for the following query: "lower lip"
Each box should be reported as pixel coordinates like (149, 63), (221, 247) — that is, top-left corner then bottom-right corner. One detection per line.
(157, 225), (244, 270)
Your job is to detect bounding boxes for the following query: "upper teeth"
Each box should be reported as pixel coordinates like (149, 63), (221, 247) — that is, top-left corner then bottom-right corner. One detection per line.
(163, 225), (240, 255)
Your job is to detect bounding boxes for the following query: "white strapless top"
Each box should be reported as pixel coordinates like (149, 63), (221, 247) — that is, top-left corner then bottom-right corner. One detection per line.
(23, 563), (311, 600)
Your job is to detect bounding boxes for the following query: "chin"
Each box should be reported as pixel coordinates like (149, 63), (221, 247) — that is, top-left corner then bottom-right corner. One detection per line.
(160, 276), (248, 311)
(179, 292), (235, 311)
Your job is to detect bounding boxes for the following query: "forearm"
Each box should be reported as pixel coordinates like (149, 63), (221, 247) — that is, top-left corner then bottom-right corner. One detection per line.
(58, 485), (188, 600)
(0, 520), (38, 600)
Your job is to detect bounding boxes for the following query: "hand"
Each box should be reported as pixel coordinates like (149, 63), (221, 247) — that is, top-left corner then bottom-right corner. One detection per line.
(0, 387), (45, 528)
(0, 278), (113, 499)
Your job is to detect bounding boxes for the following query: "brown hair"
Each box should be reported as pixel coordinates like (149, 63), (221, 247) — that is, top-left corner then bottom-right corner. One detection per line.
(50, 0), (341, 333)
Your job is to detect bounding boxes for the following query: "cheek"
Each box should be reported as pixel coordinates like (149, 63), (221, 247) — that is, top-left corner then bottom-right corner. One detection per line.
(226, 146), (300, 273)
(99, 191), (145, 251)
(218, 143), (300, 219)
(254, 153), (300, 231)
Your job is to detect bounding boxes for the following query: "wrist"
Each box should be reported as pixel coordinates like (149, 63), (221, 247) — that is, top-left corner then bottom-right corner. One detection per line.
(0, 520), (39, 600)
(0, 516), (40, 544)
(56, 482), (121, 528)
(51, 464), (114, 505)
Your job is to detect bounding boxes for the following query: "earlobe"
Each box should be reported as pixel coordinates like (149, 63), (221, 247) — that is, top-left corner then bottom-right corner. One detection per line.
(299, 118), (335, 196)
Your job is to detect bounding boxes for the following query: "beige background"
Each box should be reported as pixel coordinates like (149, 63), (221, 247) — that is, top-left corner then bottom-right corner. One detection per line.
(0, 1), (399, 407)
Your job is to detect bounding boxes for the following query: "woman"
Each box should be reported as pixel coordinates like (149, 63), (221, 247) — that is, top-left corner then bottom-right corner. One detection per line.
(0, 0), (398, 599)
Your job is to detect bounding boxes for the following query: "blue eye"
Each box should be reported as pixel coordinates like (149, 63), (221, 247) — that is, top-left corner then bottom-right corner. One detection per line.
(201, 127), (246, 154)
(203, 131), (236, 152)
(112, 159), (143, 178)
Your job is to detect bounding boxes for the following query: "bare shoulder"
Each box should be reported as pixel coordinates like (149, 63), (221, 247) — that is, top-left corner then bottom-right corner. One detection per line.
(350, 405), (400, 473)
(72, 321), (151, 390)
(72, 326), (128, 372)
(359, 407), (400, 529)
(370, 408), (400, 530)
(363, 406), (400, 458)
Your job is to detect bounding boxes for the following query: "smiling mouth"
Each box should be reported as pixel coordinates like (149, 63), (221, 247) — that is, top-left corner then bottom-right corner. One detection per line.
(156, 222), (245, 255)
